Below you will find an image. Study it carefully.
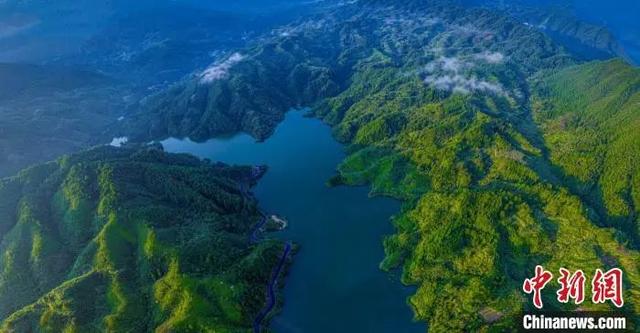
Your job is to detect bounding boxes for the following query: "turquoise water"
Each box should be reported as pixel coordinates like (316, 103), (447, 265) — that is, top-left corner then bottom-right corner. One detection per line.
(162, 110), (424, 333)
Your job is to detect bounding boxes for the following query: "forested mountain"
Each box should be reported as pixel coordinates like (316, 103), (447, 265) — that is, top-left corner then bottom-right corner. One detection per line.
(0, 63), (128, 178)
(533, 59), (640, 242)
(0, 0), (320, 178)
(123, 0), (574, 142)
(60, 2), (318, 90)
(120, 0), (640, 330)
(320, 46), (640, 332)
(0, 146), (286, 332)
(0, 0), (639, 331)
(463, 0), (629, 62)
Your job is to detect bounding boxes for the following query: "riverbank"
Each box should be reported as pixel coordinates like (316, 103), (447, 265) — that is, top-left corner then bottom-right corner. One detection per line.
(162, 110), (424, 332)
(253, 242), (293, 333)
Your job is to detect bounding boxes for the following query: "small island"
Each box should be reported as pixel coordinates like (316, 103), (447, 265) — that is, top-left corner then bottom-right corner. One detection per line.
(266, 214), (288, 231)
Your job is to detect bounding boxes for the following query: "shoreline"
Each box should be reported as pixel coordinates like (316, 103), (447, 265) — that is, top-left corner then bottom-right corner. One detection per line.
(253, 242), (293, 333)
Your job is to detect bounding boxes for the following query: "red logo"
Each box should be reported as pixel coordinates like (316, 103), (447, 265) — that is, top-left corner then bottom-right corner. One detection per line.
(592, 268), (624, 308)
(523, 266), (624, 309)
(556, 268), (586, 305)
(523, 265), (554, 309)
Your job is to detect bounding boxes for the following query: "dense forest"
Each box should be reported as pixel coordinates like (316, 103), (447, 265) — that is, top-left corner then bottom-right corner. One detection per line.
(0, 0), (318, 178)
(534, 59), (640, 235)
(0, 0), (639, 331)
(321, 53), (640, 331)
(121, 0), (640, 330)
(0, 146), (287, 332)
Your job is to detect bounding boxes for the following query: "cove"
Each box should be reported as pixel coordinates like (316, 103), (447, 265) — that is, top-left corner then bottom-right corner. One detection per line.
(161, 110), (424, 333)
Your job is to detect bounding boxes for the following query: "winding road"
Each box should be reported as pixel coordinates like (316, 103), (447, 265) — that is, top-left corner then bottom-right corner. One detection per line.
(253, 242), (292, 333)
(242, 167), (291, 332)
(249, 215), (268, 243)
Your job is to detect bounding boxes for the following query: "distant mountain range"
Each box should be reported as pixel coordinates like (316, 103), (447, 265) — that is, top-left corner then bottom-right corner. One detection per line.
(119, 0), (640, 330)
(0, 63), (128, 177)
(0, 0), (639, 331)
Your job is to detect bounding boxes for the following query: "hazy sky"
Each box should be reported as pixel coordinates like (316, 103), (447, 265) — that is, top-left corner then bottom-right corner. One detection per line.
(1, 0), (638, 64)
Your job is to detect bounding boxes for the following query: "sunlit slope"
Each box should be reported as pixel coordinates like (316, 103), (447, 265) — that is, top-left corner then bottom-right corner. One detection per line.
(120, 0), (640, 330)
(534, 59), (640, 233)
(319, 55), (640, 330)
(0, 146), (284, 332)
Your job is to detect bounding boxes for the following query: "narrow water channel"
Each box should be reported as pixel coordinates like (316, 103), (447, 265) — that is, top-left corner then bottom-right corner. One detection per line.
(162, 110), (424, 333)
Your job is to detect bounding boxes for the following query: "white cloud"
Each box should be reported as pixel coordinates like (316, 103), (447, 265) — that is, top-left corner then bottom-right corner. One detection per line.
(441, 56), (465, 72)
(384, 16), (441, 27)
(110, 137), (128, 147)
(422, 56), (471, 73)
(423, 17), (442, 26)
(273, 19), (328, 38)
(474, 51), (505, 64)
(200, 53), (245, 83)
(421, 53), (506, 96)
(424, 74), (505, 95)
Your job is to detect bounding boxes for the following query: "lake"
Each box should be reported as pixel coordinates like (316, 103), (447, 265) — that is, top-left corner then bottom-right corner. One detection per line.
(162, 110), (424, 333)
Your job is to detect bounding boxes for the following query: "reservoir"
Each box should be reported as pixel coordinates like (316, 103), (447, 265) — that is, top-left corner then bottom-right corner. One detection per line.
(162, 110), (424, 333)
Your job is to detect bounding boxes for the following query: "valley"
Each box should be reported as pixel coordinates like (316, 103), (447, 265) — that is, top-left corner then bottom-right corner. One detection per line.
(0, 0), (639, 332)
(162, 111), (423, 332)
(122, 0), (640, 330)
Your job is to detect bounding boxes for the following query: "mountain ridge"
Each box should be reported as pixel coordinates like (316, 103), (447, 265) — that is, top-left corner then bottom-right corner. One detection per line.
(0, 145), (288, 332)
(118, 0), (640, 330)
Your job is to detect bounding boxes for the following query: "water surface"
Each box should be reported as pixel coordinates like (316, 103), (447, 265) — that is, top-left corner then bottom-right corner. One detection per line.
(162, 110), (424, 333)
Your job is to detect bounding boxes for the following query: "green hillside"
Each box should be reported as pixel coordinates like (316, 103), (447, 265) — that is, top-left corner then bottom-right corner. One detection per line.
(534, 59), (640, 234)
(318, 53), (640, 330)
(0, 145), (286, 332)
(117, 0), (640, 331)
(123, 0), (573, 142)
